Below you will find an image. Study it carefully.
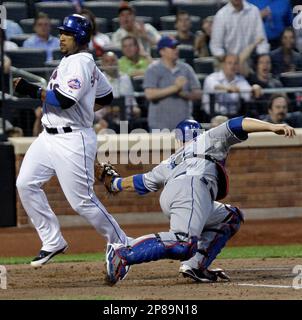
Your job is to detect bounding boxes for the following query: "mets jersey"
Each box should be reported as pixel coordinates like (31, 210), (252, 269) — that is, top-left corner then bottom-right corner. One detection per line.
(42, 52), (112, 129)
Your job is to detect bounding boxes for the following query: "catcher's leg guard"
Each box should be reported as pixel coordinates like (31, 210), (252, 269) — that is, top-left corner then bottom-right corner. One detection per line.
(118, 233), (198, 265)
(106, 233), (197, 284)
(198, 205), (244, 270)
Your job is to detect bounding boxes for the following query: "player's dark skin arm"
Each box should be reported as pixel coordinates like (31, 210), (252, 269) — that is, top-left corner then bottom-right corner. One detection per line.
(94, 92), (113, 111)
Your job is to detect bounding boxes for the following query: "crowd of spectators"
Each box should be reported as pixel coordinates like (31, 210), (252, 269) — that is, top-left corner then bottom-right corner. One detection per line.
(2, 0), (302, 136)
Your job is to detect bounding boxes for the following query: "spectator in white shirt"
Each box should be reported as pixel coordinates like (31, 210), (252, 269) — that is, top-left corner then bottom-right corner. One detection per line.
(203, 54), (262, 117)
(112, 2), (161, 55)
(210, 0), (270, 60)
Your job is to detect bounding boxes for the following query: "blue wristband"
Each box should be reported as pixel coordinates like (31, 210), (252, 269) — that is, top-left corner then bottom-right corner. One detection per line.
(112, 177), (123, 192)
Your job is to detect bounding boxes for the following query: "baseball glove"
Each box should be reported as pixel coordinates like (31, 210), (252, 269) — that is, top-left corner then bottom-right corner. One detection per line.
(95, 162), (120, 194)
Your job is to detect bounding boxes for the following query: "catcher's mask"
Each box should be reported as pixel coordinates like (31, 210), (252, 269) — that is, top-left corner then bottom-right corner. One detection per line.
(58, 14), (92, 45)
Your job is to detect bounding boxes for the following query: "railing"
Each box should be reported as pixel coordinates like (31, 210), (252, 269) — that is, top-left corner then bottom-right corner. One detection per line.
(205, 87), (302, 119)
(9, 66), (48, 92)
(206, 87), (302, 94)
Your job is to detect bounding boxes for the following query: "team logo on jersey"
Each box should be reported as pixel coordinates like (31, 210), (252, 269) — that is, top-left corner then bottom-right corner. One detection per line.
(68, 78), (82, 89)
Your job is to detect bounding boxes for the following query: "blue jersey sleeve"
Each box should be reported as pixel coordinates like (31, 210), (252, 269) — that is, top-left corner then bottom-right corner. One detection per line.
(227, 116), (248, 141)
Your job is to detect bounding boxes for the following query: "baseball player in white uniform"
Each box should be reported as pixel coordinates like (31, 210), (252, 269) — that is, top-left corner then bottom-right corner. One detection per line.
(13, 15), (128, 267)
(103, 116), (295, 284)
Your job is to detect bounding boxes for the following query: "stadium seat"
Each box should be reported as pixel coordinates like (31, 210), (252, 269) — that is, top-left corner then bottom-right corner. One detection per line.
(112, 16), (153, 32)
(160, 15), (201, 33)
(131, 1), (170, 28)
(52, 49), (63, 61)
(95, 17), (109, 34)
(20, 18), (61, 36)
(4, 2), (28, 21)
(34, 2), (75, 21)
(0, 67), (10, 94)
(9, 34), (34, 47)
(6, 49), (47, 68)
(196, 73), (208, 88)
(4, 98), (41, 137)
(280, 72), (302, 87)
(193, 57), (216, 74)
(131, 76), (144, 93)
(83, 2), (120, 31)
(178, 45), (195, 66)
(175, 1), (219, 21)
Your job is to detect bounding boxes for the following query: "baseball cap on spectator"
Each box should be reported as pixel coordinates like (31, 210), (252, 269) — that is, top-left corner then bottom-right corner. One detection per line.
(118, 1), (136, 15)
(157, 36), (179, 51)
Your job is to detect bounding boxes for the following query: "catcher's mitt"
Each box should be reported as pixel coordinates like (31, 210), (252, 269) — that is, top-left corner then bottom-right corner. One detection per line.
(95, 162), (120, 194)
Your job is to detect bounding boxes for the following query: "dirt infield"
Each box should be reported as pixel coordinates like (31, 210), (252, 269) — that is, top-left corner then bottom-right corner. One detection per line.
(1, 218), (302, 300)
(0, 258), (301, 300)
(1, 218), (302, 257)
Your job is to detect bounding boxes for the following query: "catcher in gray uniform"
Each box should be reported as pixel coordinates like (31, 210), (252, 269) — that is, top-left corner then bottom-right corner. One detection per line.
(99, 116), (295, 285)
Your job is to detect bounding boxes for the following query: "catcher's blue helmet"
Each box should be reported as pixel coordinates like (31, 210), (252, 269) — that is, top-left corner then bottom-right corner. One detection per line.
(175, 119), (202, 142)
(58, 14), (92, 45)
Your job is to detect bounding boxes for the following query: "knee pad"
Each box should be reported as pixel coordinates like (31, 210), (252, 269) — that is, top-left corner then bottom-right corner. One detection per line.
(163, 232), (198, 261)
(225, 205), (244, 235)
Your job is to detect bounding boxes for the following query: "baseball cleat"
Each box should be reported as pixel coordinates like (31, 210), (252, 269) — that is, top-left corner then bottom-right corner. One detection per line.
(179, 264), (216, 282)
(30, 245), (68, 267)
(179, 265), (230, 282)
(105, 243), (129, 285)
(209, 268), (231, 281)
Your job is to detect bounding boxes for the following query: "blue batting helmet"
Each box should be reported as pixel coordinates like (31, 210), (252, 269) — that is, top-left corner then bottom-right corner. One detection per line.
(175, 119), (202, 143)
(58, 14), (92, 45)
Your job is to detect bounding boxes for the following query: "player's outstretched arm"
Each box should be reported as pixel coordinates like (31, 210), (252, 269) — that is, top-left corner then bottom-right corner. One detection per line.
(242, 117), (296, 137)
(112, 175), (152, 195)
(97, 161), (166, 195)
(96, 162), (152, 195)
(118, 176), (136, 192)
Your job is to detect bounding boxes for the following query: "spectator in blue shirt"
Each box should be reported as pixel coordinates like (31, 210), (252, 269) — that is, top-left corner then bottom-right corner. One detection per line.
(23, 13), (60, 62)
(6, 20), (23, 40)
(248, 0), (293, 50)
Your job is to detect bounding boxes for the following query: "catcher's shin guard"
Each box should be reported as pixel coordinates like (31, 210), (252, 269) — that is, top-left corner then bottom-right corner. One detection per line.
(198, 206), (244, 270)
(117, 234), (198, 266)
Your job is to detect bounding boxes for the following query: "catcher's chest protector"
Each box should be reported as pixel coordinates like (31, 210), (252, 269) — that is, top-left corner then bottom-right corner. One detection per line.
(205, 155), (229, 200)
(215, 161), (229, 201)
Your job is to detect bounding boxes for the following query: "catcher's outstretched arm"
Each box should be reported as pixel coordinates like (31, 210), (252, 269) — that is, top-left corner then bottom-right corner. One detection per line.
(119, 176), (135, 191)
(114, 175), (152, 195)
(242, 118), (296, 137)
